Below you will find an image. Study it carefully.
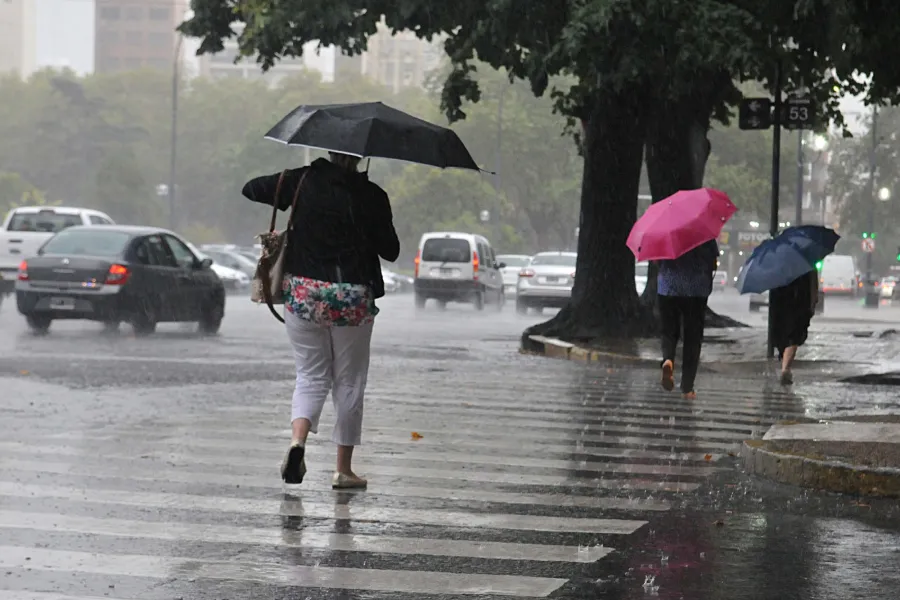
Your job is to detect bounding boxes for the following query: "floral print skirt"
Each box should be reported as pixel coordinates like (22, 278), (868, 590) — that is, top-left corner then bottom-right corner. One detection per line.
(283, 275), (378, 327)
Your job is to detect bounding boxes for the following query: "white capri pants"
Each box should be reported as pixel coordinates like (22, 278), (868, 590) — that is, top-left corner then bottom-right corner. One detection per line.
(283, 309), (374, 447)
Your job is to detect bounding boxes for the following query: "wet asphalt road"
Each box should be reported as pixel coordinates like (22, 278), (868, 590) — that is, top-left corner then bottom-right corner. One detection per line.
(0, 291), (899, 600)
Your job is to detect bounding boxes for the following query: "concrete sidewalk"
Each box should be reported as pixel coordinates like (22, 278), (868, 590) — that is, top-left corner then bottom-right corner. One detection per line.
(741, 417), (900, 498)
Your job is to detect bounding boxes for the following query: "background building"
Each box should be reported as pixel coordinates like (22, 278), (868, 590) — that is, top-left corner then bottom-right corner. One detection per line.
(94, 0), (189, 73)
(0, 0), (37, 77)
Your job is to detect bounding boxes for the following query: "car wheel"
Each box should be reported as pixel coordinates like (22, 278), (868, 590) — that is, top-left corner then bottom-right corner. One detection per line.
(474, 290), (485, 311)
(131, 309), (157, 336)
(199, 302), (224, 335)
(25, 314), (52, 335)
(102, 320), (121, 334)
(415, 293), (426, 309)
(516, 298), (528, 315)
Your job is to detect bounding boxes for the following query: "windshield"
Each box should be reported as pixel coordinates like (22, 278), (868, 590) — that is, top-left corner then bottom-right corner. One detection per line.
(530, 254), (577, 267)
(635, 263), (649, 277)
(40, 229), (130, 258)
(498, 256), (530, 268)
(422, 238), (471, 262)
(9, 211), (82, 233)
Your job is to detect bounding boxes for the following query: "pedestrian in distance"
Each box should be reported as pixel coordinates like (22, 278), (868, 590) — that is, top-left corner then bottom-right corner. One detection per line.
(770, 269), (819, 385)
(242, 152), (400, 489)
(657, 239), (719, 399)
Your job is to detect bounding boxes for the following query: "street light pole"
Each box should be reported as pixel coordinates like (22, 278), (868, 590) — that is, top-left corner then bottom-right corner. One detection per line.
(795, 131), (804, 226)
(168, 35), (184, 232)
(766, 59), (783, 359)
(864, 105), (879, 308)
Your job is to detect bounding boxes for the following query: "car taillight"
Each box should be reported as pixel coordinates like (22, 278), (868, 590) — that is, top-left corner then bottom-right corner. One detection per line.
(519, 269), (535, 278)
(105, 264), (130, 285)
(473, 251), (479, 280)
(570, 272), (576, 279)
(17, 260), (28, 281)
(414, 250), (420, 278)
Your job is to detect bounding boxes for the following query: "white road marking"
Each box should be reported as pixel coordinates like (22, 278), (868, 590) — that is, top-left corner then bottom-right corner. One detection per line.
(0, 546), (567, 597)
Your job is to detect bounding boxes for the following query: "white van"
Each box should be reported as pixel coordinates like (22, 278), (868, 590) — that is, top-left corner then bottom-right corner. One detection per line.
(414, 232), (505, 310)
(821, 254), (858, 295)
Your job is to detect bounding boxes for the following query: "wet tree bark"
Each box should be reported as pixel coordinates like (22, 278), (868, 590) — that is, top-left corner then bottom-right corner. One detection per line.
(642, 75), (748, 329)
(524, 89), (655, 344)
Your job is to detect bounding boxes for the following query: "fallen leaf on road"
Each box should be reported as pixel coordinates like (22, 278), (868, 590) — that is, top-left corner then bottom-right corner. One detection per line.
(851, 501), (871, 509)
(19, 370), (29, 376)
(727, 451), (736, 457)
(606, 368), (616, 374)
(410, 432), (423, 441)
(713, 520), (725, 527)
(704, 454), (713, 461)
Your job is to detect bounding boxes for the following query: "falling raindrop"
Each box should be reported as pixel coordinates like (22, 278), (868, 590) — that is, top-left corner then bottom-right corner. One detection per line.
(660, 552), (669, 565)
(643, 574), (656, 589)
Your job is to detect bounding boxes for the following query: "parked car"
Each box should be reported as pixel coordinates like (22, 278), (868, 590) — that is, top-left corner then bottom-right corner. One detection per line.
(413, 232), (505, 311)
(749, 289), (768, 312)
(881, 275), (898, 299)
(200, 247), (257, 278)
(15, 226), (225, 335)
(191, 245), (250, 294)
(382, 266), (413, 293)
(713, 270), (728, 291)
(516, 251), (577, 314)
(1, 206), (114, 299)
(635, 261), (649, 295)
(496, 254), (532, 295)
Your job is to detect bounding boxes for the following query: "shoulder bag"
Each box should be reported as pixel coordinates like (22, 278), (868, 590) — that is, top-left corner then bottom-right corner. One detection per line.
(251, 169), (308, 323)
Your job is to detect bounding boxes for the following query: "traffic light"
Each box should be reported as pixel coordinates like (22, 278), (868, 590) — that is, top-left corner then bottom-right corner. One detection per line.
(862, 232), (877, 239)
(896, 246), (900, 261)
(815, 260), (823, 271)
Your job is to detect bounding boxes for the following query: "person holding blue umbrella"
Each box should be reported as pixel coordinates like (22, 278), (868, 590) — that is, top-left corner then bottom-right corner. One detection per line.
(737, 225), (839, 384)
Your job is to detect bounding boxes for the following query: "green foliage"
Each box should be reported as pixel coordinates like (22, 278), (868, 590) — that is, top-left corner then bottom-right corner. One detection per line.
(0, 172), (53, 212)
(0, 65), (579, 254)
(825, 106), (900, 270)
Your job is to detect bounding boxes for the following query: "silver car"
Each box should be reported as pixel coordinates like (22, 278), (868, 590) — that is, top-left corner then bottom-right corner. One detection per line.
(496, 254), (531, 295)
(515, 251), (577, 314)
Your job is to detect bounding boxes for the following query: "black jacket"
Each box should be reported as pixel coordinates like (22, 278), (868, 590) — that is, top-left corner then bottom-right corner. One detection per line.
(241, 158), (400, 297)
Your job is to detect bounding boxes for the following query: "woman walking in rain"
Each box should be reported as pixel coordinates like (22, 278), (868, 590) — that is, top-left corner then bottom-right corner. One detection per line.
(657, 239), (719, 398)
(242, 152), (400, 489)
(770, 269), (819, 385)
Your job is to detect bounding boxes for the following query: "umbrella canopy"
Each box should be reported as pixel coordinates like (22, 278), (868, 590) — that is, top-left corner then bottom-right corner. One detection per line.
(736, 227), (839, 294)
(626, 188), (737, 261)
(264, 102), (481, 170)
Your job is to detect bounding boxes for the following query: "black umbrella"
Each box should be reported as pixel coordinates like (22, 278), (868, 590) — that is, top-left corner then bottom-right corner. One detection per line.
(264, 102), (483, 171)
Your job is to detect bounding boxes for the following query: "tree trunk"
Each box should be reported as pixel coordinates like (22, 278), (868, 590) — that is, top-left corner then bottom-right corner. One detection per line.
(642, 83), (748, 329)
(524, 89), (654, 344)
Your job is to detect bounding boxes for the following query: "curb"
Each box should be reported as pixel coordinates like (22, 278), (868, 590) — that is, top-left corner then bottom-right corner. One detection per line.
(520, 335), (647, 363)
(740, 439), (900, 498)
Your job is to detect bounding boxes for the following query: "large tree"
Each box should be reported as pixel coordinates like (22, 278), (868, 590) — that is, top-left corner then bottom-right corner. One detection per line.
(183, 0), (900, 342)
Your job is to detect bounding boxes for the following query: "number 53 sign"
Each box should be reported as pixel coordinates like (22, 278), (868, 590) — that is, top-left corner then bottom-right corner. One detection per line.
(782, 95), (816, 130)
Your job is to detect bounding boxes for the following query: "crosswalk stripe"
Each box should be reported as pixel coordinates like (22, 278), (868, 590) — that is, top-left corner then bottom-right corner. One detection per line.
(0, 510), (614, 563)
(0, 592), (130, 600)
(186, 413), (756, 441)
(46, 425), (741, 453)
(37, 431), (723, 463)
(0, 441), (720, 479)
(241, 401), (761, 434)
(0, 457), (691, 499)
(0, 546), (568, 597)
(0, 482), (648, 534)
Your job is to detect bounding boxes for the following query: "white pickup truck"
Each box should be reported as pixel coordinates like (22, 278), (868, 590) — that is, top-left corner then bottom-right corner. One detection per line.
(0, 206), (115, 300)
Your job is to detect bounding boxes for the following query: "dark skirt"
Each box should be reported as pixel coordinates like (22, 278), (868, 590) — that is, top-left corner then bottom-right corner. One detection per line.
(770, 273), (814, 354)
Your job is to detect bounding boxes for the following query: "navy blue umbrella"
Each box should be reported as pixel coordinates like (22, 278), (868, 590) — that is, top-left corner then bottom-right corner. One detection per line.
(780, 225), (840, 262)
(736, 238), (816, 294)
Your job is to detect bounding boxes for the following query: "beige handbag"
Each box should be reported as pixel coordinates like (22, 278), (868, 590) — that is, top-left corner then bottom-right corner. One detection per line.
(251, 169), (307, 322)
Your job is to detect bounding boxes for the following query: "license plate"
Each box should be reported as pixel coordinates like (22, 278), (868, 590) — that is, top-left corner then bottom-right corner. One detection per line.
(50, 297), (75, 310)
(439, 269), (455, 278)
(545, 276), (560, 283)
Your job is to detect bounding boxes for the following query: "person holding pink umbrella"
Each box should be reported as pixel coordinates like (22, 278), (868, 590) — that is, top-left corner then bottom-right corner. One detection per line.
(626, 188), (736, 398)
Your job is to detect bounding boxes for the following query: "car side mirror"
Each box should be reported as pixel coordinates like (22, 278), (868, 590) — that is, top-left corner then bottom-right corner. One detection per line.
(198, 258), (213, 269)
(496, 262), (507, 269)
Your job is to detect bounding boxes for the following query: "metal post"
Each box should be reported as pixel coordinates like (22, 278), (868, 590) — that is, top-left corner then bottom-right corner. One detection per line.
(864, 105), (879, 308)
(168, 36), (184, 232)
(795, 131), (804, 226)
(767, 61), (783, 359)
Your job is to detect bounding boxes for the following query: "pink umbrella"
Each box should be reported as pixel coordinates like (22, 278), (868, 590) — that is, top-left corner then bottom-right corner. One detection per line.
(627, 188), (737, 261)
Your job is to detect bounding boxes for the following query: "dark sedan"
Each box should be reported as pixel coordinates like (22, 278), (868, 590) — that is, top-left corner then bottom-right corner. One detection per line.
(15, 225), (225, 335)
